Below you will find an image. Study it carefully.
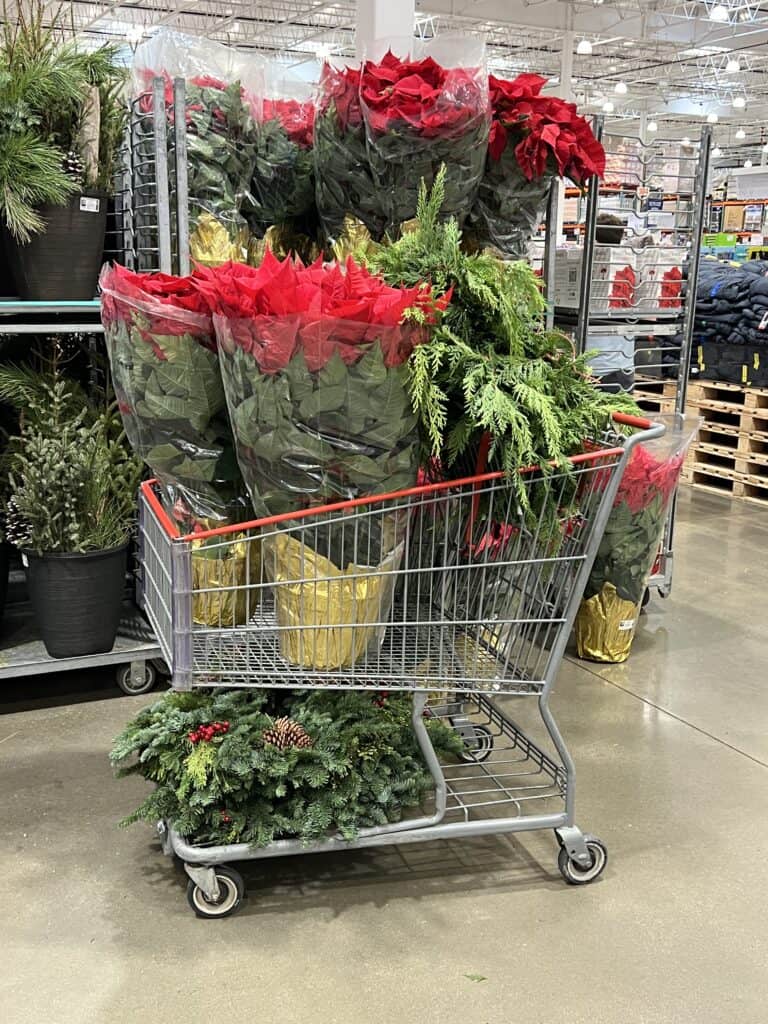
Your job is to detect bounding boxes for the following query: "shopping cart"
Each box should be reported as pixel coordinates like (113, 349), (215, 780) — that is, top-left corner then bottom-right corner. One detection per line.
(138, 412), (662, 917)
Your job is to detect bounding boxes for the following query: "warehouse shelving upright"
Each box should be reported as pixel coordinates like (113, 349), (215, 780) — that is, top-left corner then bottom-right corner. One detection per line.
(548, 119), (712, 597)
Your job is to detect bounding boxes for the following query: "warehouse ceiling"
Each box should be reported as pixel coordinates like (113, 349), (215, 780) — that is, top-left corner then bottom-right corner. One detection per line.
(10, 0), (768, 163)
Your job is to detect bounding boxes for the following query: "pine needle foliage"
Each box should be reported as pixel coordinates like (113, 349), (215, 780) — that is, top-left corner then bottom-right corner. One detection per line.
(110, 689), (464, 847)
(0, 0), (126, 240)
(368, 168), (638, 505)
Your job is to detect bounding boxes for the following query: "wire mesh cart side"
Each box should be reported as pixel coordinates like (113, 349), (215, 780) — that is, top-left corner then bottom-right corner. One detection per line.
(138, 415), (663, 916)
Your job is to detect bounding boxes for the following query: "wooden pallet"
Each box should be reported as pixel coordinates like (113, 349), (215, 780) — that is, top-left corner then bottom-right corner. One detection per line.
(634, 376), (677, 416)
(687, 381), (768, 439)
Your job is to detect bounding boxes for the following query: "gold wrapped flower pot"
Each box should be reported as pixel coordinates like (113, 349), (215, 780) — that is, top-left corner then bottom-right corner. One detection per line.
(191, 533), (261, 628)
(265, 533), (402, 671)
(575, 582), (639, 664)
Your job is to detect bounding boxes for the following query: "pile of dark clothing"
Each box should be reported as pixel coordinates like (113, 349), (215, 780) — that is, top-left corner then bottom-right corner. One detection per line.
(693, 259), (768, 385)
(695, 258), (768, 348)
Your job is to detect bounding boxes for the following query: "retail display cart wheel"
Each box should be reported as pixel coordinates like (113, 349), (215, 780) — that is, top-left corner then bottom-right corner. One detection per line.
(557, 835), (608, 885)
(459, 723), (494, 763)
(116, 662), (157, 696)
(186, 865), (245, 919)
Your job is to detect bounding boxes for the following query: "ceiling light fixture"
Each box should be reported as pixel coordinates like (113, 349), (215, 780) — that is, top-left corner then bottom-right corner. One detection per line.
(602, 101), (615, 113)
(709, 4), (730, 22)
(762, 143), (768, 153)
(577, 39), (593, 55)
(647, 120), (658, 132)
(736, 128), (746, 139)
(682, 137), (691, 146)
(707, 112), (719, 123)
(744, 159), (753, 168)
(712, 146), (722, 157)
(733, 96), (747, 109)
(726, 57), (740, 73)
(125, 25), (143, 45)
(615, 81), (628, 95)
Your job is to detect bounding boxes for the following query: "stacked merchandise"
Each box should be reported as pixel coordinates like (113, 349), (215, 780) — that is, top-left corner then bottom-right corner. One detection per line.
(694, 258), (768, 386)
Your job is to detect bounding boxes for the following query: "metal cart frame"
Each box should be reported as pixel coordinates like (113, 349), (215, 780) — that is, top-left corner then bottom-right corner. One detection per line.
(137, 414), (662, 917)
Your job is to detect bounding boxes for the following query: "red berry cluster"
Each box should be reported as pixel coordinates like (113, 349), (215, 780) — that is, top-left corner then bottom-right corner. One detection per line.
(188, 720), (230, 744)
(220, 809), (232, 824)
(373, 691), (390, 708)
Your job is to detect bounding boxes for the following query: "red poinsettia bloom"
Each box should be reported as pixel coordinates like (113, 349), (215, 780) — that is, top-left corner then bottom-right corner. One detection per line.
(487, 73), (605, 184)
(617, 444), (686, 515)
(100, 264), (215, 357)
(360, 51), (487, 138)
(193, 252), (451, 373)
(318, 63), (363, 131)
(262, 97), (315, 148)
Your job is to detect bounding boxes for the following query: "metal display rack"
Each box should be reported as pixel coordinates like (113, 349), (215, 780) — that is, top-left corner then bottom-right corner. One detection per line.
(548, 119), (712, 597)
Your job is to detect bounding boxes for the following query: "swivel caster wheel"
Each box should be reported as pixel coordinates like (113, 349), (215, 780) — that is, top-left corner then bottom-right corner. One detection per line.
(116, 662), (157, 696)
(557, 835), (607, 885)
(459, 723), (494, 763)
(186, 865), (245, 919)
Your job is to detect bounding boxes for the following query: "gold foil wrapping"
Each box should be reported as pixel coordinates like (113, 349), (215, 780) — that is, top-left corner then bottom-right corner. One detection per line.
(575, 582), (639, 663)
(249, 225), (321, 266)
(265, 534), (402, 670)
(331, 216), (375, 262)
(189, 212), (249, 267)
(192, 534), (260, 627)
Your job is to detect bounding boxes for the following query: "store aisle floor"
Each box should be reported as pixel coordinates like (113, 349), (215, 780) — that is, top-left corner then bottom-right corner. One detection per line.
(2, 488), (767, 1024)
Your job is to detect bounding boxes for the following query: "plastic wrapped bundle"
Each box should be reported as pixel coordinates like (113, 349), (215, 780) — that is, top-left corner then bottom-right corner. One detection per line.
(360, 37), (490, 234)
(314, 63), (386, 243)
(100, 263), (243, 523)
(468, 74), (605, 259)
(246, 68), (316, 235)
(132, 31), (258, 266)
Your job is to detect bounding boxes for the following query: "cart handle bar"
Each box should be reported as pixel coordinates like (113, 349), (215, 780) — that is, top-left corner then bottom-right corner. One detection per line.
(143, 410), (654, 544)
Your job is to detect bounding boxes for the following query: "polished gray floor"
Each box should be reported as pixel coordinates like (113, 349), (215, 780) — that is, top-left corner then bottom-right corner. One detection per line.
(2, 487), (767, 1023)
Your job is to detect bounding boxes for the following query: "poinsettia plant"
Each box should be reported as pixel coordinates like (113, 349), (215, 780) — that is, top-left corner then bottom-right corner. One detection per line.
(469, 73), (605, 258)
(314, 63), (386, 242)
(133, 67), (254, 266)
(194, 251), (449, 536)
(246, 95), (316, 234)
(100, 263), (243, 521)
(360, 49), (489, 233)
(583, 442), (687, 607)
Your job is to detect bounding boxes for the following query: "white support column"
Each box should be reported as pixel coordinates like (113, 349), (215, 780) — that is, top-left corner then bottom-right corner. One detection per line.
(356, 0), (415, 61)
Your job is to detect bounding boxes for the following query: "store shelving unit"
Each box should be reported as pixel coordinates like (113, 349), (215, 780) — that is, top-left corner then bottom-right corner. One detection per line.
(547, 119), (713, 597)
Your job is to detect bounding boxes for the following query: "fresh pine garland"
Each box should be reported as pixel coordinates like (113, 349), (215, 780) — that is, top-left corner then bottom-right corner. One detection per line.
(111, 689), (464, 847)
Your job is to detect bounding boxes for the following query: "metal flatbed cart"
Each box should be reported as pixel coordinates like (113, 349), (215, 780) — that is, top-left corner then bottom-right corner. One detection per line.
(546, 119), (712, 598)
(139, 413), (663, 918)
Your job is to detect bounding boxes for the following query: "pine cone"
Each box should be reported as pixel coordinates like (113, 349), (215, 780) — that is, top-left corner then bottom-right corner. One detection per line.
(262, 717), (313, 751)
(62, 149), (85, 186)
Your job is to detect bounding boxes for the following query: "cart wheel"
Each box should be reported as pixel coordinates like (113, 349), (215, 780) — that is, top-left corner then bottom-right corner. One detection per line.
(460, 723), (494, 763)
(558, 835), (607, 885)
(116, 662), (156, 696)
(186, 866), (244, 919)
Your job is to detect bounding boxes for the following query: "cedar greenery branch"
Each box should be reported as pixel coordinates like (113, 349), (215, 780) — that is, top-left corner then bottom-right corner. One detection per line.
(367, 168), (639, 502)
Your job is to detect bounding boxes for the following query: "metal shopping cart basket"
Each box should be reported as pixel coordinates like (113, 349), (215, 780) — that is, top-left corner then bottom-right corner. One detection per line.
(138, 412), (662, 917)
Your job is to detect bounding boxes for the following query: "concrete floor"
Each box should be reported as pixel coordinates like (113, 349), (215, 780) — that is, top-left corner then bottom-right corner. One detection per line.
(2, 487), (767, 1024)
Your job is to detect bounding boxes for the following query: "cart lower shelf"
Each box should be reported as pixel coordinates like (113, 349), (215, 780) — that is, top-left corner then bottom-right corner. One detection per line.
(0, 602), (166, 694)
(158, 693), (607, 918)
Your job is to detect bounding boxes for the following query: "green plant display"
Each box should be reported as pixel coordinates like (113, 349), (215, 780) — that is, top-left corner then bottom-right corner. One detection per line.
(0, 0), (127, 241)
(110, 689), (464, 847)
(5, 380), (142, 554)
(367, 169), (639, 506)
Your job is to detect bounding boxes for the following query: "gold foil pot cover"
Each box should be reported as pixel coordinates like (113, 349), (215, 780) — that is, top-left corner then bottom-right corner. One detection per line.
(264, 533), (403, 671)
(575, 582), (639, 664)
(189, 212), (249, 267)
(331, 216), (375, 263)
(192, 533), (261, 627)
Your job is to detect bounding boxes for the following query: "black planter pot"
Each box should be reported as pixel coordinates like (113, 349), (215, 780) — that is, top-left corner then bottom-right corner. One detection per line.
(2, 192), (108, 301)
(25, 544), (127, 659)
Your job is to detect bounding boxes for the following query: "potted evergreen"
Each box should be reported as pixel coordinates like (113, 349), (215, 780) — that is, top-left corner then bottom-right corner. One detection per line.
(5, 380), (142, 658)
(0, 1), (127, 300)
